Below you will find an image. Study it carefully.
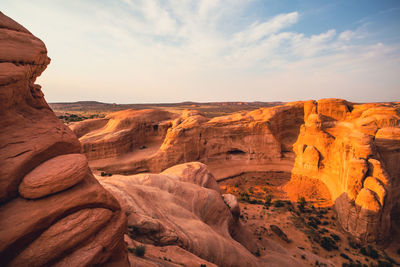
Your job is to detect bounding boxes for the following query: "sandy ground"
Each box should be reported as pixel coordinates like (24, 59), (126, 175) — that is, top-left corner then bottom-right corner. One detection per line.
(219, 171), (400, 267)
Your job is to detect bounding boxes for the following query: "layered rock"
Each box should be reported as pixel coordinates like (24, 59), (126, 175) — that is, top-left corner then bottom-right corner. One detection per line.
(286, 99), (400, 242)
(0, 12), (128, 266)
(76, 104), (305, 179)
(71, 109), (177, 160)
(99, 162), (302, 267)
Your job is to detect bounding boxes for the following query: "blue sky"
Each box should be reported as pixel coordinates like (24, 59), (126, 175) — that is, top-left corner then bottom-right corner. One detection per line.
(1, 0), (399, 103)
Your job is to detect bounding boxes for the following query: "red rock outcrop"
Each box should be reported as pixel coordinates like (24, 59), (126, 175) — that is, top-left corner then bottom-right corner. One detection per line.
(71, 109), (177, 160)
(76, 104), (305, 179)
(99, 162), (302, 267)
(0, 12), (128, 266)
(286, 99), (400, 242)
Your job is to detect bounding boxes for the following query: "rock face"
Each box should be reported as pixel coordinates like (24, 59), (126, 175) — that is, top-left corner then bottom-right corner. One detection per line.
(70, 109), (177, 160)
(75, 104), (305, 179)
(0, 12), (128, 266)
(99, 162), (302, 267)
(286, 99), (400, 242)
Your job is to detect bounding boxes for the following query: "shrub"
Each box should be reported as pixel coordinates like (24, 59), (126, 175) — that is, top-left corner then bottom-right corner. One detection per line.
(360, 245), (379, 259)
(248, 187), (254, 194)
(249, 199), (257, 204)
(320, 236), (338, 251)
(297, 196), (306, 211)
(262, 187), (268, 192)
(273, 200), (284, 207)
(264, 194), (272, 207)
(330, 233), (341, 241)
(377, 261), (393, 267)
(200, 264), (207, 267)
(134, 245), (146, 257)
(348, 237), (361, 249)
(128, 245), (146, 257)
(340, 253), (351, 260)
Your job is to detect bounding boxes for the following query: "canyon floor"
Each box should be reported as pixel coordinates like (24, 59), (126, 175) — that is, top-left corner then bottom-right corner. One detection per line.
(219, 172), (400, 267)
(55, 101), (400, 266)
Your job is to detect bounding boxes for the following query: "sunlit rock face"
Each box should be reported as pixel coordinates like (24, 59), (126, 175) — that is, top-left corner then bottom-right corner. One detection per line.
(74, 103), (305, 179)
(0, 12), (128, 266)
(99, 162), (303, 267)
(286, 98), (400, 242)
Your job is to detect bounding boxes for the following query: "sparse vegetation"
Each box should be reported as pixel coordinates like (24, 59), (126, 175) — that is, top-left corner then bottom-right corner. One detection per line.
(264, 194), (272, 208)
(100, 171), (112, 177)
(320, 236), (338, 251)
(128, 245), (146, 257)
(248, 187), (254, 194)
(58, 113), (103, 123)
(360, 245), (379, 259)
(297, 196), (306, 212)
(273, 199), (284, 207)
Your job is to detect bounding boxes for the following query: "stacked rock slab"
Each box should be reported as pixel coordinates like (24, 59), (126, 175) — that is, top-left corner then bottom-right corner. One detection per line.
(287, 99), (400, 242)
(76, 104), (305, 179)
(0, 12), (128, 266)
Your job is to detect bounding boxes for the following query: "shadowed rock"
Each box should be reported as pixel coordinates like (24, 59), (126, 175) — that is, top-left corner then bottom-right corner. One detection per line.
(0, 11), (128, 266)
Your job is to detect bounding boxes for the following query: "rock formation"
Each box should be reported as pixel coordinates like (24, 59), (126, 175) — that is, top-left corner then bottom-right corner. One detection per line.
(286, 99), (400, 242)
(74, 104), (305, 179)
(75, 98), (400, 243)
(99, 162), (302, 267)
(0, 12), (128, 266)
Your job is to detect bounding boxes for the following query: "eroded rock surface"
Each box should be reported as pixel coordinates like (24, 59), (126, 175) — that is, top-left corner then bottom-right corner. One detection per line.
(75, 104), (305, 179)
(0, 12), (128, 266)
(286, 99), (400, 242)
(99, 162), (302, 267)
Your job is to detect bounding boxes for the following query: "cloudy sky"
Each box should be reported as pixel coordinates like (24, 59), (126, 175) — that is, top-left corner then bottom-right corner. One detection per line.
(1, 0), (400, 103)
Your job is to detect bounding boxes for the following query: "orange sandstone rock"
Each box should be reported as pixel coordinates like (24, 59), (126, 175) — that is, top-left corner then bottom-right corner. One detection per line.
(286, 98), (400, 242)
(0, 12), (128, 266)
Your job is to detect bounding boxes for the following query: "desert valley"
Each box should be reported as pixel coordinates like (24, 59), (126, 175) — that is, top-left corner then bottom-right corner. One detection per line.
(1, 4), (400, 267)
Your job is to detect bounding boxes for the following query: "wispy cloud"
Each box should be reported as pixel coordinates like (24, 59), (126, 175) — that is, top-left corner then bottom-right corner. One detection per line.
(1, 0), (399, 102)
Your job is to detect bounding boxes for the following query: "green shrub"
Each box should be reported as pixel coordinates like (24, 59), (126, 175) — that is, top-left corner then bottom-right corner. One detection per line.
(360, 245), (379, 259)
(297, 196), (306, 211)
(377, 260), (393, 267)
(134, 245), (146, 257)
(264, 194), (272, 207)
(273, 200), (284, 207)
(320, 236), (338, 251)
(340, 253), (350, 260)
(330, 233), (340, 241)
(347, 237), (361, 249)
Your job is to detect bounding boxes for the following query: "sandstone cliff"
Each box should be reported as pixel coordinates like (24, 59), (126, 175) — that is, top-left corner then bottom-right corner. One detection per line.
(0, 12), (128, 266)
(75, 104), (305, 179)
(285, 99), (400, 242)
(75, 98), (400, 244)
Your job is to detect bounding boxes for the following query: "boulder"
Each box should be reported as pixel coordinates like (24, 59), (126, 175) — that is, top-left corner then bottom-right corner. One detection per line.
(19, 154), (88, 199)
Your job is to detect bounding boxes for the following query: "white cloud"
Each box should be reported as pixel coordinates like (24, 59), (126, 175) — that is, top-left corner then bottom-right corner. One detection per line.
(1, 0), (398, 102)
(233, 12), (299, 44)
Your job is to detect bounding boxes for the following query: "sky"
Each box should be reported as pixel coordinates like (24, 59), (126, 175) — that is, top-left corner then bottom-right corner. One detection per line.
(1, 0), (400, 103)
